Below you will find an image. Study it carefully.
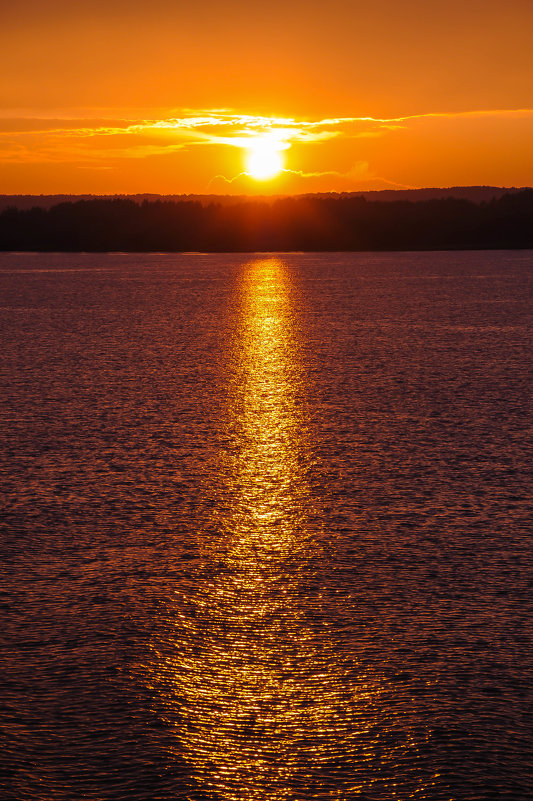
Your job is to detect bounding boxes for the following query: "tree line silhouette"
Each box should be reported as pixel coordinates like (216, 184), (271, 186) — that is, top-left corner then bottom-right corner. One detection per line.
(0, 190), (532, 251)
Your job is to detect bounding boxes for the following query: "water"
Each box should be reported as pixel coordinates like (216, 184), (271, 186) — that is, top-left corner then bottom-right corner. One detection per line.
(0, 251), (531, 800)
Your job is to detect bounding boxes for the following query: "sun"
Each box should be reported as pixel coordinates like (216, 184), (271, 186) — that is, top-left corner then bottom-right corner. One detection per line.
(246, 138), (284, 180)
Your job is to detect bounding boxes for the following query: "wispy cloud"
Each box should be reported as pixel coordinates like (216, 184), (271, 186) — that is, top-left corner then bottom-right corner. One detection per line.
(1, 107), (531, 181)
(4, 106), (532, 144)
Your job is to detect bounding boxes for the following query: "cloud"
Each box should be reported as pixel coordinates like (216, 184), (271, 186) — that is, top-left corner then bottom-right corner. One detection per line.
(0, 107), (531, 169)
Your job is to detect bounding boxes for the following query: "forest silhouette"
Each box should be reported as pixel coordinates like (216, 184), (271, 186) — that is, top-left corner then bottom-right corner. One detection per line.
(1, 190), (532, 252)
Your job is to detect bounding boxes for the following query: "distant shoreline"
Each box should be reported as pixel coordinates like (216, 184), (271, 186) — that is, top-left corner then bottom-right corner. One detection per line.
(1, 190), (532, 253)
(1, 186), (529, 213)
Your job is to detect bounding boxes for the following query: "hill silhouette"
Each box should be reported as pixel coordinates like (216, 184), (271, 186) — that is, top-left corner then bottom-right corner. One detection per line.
(0, 190), (532, 252)
(0, 186), (528, 213)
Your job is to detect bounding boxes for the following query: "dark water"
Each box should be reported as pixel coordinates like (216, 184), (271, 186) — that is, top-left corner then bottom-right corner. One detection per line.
(0, 251), (531, 801)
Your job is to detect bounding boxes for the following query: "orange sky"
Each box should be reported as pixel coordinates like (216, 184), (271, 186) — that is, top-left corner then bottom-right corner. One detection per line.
(2, 0), (532, 194)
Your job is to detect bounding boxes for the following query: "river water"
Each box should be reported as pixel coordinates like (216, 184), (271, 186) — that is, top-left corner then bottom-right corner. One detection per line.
(0, 251), (531, 800)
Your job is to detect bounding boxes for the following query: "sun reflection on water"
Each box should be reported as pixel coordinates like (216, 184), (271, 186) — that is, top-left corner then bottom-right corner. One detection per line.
(149, 258), (427, 799)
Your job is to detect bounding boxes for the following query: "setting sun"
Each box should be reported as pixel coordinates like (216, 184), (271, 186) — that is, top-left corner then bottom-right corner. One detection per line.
(246, 138), (284, 180)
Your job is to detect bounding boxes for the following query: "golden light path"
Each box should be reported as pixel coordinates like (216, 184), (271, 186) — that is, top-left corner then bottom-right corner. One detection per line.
(149, 258), (428, 799)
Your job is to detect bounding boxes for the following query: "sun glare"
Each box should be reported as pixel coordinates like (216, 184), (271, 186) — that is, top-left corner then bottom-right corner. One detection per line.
(246, 138), (284, 180)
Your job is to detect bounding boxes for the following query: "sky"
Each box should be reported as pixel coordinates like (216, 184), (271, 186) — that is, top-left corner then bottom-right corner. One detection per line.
(2, 0), (532, 194)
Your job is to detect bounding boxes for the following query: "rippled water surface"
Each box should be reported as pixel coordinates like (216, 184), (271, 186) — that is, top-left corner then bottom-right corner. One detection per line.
(1, 251), (531, 800)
